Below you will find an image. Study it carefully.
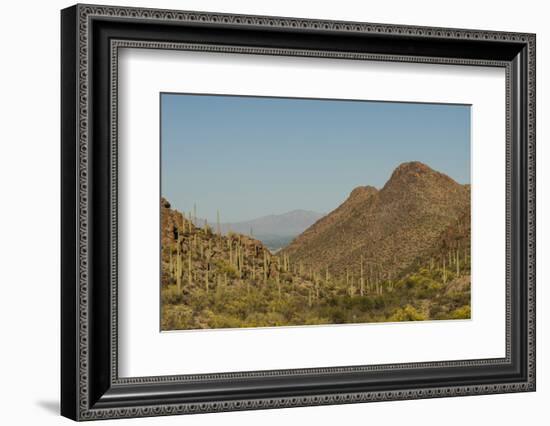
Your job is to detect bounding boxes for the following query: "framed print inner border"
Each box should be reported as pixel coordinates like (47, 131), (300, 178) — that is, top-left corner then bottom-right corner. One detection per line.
(61, 4), (536, 421)
(110, 39), (512, 386)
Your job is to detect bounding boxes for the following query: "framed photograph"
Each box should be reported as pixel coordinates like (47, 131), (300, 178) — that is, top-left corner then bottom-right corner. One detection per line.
(61, 4), (536, 421)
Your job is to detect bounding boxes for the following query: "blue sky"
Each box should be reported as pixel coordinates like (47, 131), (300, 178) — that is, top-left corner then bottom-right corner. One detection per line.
(161, 93), (470, 223)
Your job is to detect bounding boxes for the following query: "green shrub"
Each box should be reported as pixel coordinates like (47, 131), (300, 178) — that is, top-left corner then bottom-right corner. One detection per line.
(161, 285), (184, 305)
(389, 305), (426, 322)
(448, 305), (471, 319)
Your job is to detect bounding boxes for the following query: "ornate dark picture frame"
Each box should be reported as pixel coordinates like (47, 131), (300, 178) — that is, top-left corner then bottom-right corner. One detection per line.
(61, 4), (536, 421)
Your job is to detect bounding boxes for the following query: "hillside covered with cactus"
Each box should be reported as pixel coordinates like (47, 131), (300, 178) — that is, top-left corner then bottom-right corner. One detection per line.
(282, 161), (470, 280)
(160, 162), (471, 330)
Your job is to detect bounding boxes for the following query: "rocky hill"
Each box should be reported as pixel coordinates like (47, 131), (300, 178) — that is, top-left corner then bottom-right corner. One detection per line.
(161, 198), (321, 329)
(282, 161), (470, 281)
(161, 197), (276, 294)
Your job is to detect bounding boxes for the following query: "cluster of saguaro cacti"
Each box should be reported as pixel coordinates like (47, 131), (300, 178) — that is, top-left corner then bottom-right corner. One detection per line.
(282, 254), (396, 303)
(169, 210), (283, 292)
(165, 204), (472, 311)
(226, 235), (256, 280)
(430, 244), (470, 285)
(166, 206), (220, 295)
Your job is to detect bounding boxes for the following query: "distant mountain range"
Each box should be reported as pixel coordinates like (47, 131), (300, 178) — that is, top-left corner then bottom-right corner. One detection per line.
(220, 210), (324, 252)
(186, 210), (324, 252)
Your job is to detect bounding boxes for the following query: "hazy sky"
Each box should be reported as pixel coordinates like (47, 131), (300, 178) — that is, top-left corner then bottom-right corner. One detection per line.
(161, 93), (470, 223)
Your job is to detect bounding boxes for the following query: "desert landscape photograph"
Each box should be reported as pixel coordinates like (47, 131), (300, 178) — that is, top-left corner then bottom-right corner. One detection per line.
(160, 93), (471, 331)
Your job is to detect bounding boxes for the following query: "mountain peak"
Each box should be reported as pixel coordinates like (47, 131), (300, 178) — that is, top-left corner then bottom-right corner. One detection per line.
(383, 161), (455, 192)
(393, 161), (434, 177)
(349, 185), (378, 199)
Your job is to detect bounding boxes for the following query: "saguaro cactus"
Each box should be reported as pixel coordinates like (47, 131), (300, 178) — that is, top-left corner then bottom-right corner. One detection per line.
(176, 253), (182, 292)
(237, 246), (243, 278)
(187, 251), (192, 286)
(175, 238), (182, 292)
(263, 251), (268, 284)
(360, 255), (365, 296)
(168, 247), (173, 278)
(314, 273), (319, 299)
(286, 254), (291, 272)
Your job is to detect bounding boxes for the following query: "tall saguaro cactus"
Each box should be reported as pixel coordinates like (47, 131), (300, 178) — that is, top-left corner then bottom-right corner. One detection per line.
(175, 238), (182, 292)
(360, 255), (365, 296)
(168, 247), (173, 278)
(263, 251), (268, 284)
(176, 252), (182, 292)
(314, 272), (319, 299)
(188, 251), (192, 287)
